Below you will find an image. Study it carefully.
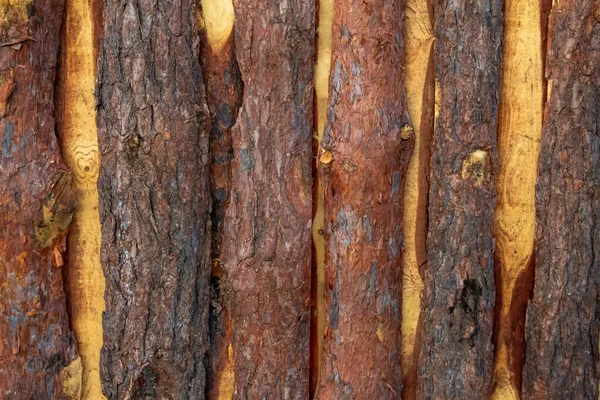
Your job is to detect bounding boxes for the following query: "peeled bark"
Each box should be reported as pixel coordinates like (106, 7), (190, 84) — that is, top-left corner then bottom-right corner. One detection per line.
(0, 0), (78, 396)
(522, 2), (600, 398)
(219, 1), (315, 397)
(417, 1), (503, 398)
(96, 0), (211, 397)
(316, 0), (414, 397)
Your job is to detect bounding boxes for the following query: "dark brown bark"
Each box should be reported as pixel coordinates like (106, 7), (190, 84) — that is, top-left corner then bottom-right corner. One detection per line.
(316, 0), (413, 397)
(523, 2), (600, 398)
(219, 1), (315, 397)
(96, 0), (211, 397)
(199, 29), (242, 399)
(417, 1), (503, 398)
(0, 0), (78, 397)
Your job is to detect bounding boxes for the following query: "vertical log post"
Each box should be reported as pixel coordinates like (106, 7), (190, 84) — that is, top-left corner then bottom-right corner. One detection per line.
(220, 0), (315, 397)
(0, 0), (78, 396)
(97, 0), (212, 396)
(317, 0), (414, 397)
(523, 1), (600, 398)
(417, 1), (503, 398)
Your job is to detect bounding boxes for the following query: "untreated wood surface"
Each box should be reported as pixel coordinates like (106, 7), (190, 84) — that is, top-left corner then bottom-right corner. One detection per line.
(96, 0), (211, 396)
(417, 1), (503, 398)
(316, 0), (413, 397)
(0, 0), (78, 396)
(523, 1), (600, 398)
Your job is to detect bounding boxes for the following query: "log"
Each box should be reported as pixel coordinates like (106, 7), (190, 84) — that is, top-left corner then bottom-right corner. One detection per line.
(523, 1), (600, 398)
(219, 0), (315, 397)
(0, 0), (78, 396)
(96, 0), (211, 396)
(417, 1), (503, 398)
(316, 0), (414, 397)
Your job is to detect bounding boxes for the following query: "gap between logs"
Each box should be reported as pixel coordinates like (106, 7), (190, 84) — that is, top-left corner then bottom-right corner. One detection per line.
(491, 0), (547, 398)
(197, 0), (239, 398)
(310, 0), (333, 396)
(401, 0), (434, 398)
(55, 0), (105, 396)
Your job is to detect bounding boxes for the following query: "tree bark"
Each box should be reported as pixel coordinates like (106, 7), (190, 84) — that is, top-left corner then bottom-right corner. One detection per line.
(0, 0), (78, 397)
(522, 2), (600, 398)
(219, 0), (315, 397)
(316, 0), (413, 397)
(417, 1), (503, 398)
(96, 0), (211, 397)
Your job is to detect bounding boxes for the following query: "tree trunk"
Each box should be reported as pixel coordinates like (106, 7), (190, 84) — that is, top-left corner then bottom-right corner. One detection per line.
(522, 1), (600, 398)
(0, 0), (79, 397)
(219, 0), (315, 397)
(96, 0), (211, 397)
(316, 0), (413, 397)
(417, 1), (503, 398)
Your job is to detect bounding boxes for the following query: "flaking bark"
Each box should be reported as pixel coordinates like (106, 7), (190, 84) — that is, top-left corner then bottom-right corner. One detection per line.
(522, 2), (600, 398)
(96, 0), (211, 397)
(0, 0), (78, 396)
(316, 0), (413, 397)
(417, 1), (503, 398)
(219, 0), (315, 397)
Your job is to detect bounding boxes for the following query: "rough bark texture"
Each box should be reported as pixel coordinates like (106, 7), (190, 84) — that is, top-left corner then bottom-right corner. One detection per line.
(199, 27), (242, 400)
(219, 0), (315, 397)
(523, 2), (600, 398)
(417, 1), (502, 398)
(0, 0), (79, 397)
(96, 0), (211, 397)
(316, 0), (413, 397)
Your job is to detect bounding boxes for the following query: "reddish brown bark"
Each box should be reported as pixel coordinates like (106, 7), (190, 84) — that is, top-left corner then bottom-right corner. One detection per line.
(417, 1), (503, 398)
(219, 1), (315, 397)
(522, 2), (600, 398)
(0, 0), (78, 396)
(315, 0), (413, 397)
(199, 28), (242, 400)
(96, 0), (211, 397)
